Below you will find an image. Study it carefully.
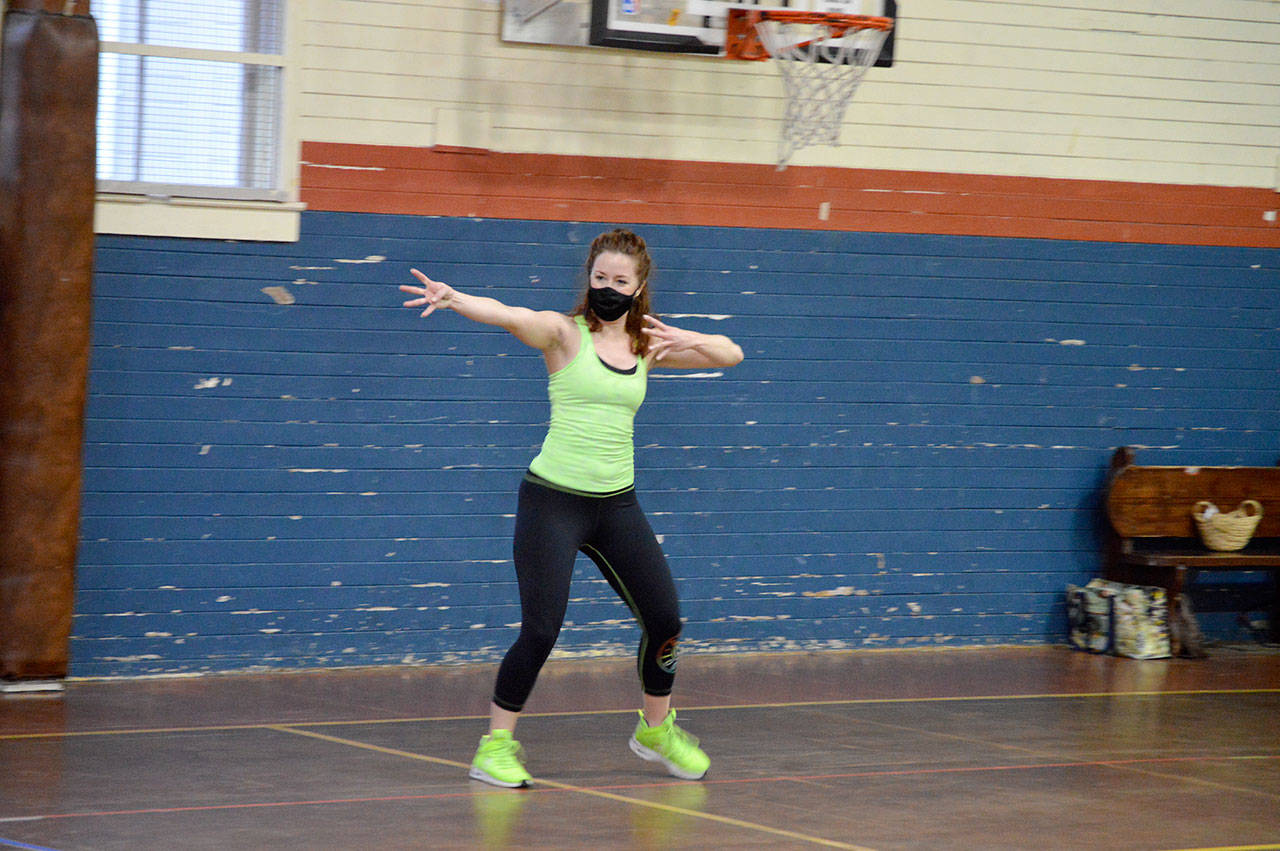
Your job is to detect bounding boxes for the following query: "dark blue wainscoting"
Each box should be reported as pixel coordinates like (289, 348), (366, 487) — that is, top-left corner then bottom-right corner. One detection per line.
(73, 213), (1280, 675)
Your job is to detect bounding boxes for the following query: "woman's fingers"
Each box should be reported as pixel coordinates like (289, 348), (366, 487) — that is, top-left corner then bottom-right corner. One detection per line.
(400, 287), (429, 309)
(649, 339), (673, 361)
(404, 270), (452, 317)
(643, 317), (693, 357)
(400, 284), (428, 308)
(419, 290), (444, 317)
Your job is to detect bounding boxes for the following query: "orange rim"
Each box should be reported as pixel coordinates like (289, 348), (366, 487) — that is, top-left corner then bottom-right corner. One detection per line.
(725, 9), (893, 61)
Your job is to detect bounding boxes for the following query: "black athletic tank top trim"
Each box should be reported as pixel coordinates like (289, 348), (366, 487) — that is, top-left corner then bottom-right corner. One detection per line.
(596, 354), (638, 375)
(523, 469), (634, 499)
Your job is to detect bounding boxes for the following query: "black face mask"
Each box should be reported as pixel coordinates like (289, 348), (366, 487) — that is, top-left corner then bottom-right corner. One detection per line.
(587, 285), (635, 322)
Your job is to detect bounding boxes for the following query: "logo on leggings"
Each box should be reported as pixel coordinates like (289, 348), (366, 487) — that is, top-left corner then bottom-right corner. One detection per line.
(656, 636), (679, 674)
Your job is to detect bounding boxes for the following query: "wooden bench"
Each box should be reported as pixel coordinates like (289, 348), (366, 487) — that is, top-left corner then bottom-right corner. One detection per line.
(1102, 446), (1280, 654)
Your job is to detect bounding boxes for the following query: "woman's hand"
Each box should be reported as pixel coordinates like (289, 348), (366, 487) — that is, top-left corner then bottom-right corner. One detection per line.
(400, 269), (456, 318)
(642, 314), (698, 363)
(643, 314), (745, 369)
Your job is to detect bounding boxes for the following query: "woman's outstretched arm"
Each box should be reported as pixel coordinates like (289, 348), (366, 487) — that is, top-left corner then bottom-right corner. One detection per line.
(400, 268), (570, 353)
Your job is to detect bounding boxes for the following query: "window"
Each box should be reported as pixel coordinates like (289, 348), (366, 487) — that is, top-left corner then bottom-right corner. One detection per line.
(96, 0), (286, 201)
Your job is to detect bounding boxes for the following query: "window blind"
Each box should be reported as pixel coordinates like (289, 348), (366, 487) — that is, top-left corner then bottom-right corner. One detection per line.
(96, 0), (285, 199)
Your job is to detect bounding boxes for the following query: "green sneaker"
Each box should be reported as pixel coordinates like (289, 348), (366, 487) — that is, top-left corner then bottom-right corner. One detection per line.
(469, 729), (532, 788)
(628, 710), (709, 780)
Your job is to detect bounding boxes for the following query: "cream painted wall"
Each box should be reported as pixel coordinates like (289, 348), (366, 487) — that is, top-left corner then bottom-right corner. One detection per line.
(298, 0), (1280, 186)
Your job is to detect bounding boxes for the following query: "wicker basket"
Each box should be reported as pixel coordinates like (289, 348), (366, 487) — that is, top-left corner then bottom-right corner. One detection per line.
(1192, 500), (1263, 552)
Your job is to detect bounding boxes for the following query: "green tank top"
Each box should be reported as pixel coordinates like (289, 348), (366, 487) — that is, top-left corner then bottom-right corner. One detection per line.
(528, 316), (647, 493)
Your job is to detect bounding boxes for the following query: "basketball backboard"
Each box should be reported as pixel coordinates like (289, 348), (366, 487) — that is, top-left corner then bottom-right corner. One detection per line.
(503, 0), (895, 65)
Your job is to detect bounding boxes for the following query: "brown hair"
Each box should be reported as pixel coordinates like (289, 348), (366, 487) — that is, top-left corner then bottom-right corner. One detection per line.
(570, 229), (653, 357)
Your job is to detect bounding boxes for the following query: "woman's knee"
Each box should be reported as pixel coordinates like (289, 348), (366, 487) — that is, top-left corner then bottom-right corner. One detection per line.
(517, 620), (561, 660)
(652, 631), (681, 676)
(650, 607), (682, 644)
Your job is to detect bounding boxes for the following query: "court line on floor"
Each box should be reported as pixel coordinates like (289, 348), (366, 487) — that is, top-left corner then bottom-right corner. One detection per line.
(9, 754), (1278, 822)
(1164, 845), (1280, 851)
(582, 754), (1280, 791)
(0, 791), (479, 821)
(674, 688), (1280, 715)
(0, 837), (61, 851)
(813, 706), (1280, 801)
(6, 753), (1276, 834)
(4, 687), (1277, 741)
(1091, 755), (1280, 801)
(270, 725), (875, 850)
(761, 754), (1280, 783)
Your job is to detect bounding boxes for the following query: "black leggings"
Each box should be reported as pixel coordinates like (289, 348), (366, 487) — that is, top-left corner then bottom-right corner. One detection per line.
(492, 475), (682, 713)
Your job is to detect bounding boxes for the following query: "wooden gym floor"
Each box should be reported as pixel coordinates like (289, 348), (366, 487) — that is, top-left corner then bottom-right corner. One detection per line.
(2, 646), (1279, 850)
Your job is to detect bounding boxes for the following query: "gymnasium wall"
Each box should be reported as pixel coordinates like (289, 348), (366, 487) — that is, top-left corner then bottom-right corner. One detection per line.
(72, 0), (1279, 676)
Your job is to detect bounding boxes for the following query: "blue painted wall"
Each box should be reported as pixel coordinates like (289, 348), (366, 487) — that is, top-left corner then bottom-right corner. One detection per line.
(73, 212), (1280, 676)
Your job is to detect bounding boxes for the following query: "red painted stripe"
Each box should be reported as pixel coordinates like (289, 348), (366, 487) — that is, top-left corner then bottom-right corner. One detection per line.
(20, 753), (1278, 822)
(300, 142), (1280, 247)
(31, 792), (476, 820)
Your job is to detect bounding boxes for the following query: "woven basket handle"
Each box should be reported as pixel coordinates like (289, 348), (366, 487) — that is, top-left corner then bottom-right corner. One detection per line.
(1193, 500), (1263, 520)
(1232, 499), (1263, 519)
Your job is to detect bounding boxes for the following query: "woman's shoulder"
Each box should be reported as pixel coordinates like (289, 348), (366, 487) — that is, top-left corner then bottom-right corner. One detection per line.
(542, 313), (585, 374)
(560, 313), (592, 344)
(534, 310), (580, 339)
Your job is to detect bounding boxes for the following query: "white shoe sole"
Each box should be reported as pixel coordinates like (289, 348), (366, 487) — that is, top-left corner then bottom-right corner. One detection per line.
(469, 765), (530, 788)
(628, 736), (708, 780)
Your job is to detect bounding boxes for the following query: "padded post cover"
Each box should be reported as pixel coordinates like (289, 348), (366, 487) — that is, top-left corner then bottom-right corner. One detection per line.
(0, 3), (98, 679)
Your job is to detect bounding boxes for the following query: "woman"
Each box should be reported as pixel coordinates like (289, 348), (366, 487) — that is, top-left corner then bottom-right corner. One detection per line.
(400, 229), (744, 788)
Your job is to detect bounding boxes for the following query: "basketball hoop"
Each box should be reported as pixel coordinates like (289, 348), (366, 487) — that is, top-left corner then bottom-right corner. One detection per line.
(726, 10), (892, 169)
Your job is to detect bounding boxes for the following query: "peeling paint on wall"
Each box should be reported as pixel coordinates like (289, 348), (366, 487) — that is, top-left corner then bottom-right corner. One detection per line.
(650, 372), (724, 379)
(261, 286), (295, 305)
(302, 162), (385, 171)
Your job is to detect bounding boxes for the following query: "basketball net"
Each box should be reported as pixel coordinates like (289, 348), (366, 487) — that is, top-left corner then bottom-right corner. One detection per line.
(729, 11), (891, 169)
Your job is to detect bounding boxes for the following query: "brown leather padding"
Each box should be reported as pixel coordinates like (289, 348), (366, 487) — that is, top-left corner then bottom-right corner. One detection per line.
(7, 1), (93, 14)
(0, 5), (98, 679)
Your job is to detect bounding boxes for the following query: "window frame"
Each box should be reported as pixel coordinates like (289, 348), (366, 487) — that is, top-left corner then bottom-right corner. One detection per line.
(95, 1), (289, 203)
(91, 0), (303, 241)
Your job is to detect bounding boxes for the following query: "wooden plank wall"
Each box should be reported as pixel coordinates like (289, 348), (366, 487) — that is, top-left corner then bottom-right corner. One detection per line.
(298, 0), (1280, 185)
(74, 212), (1280, 676)
(300, 142), (1280, 248)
